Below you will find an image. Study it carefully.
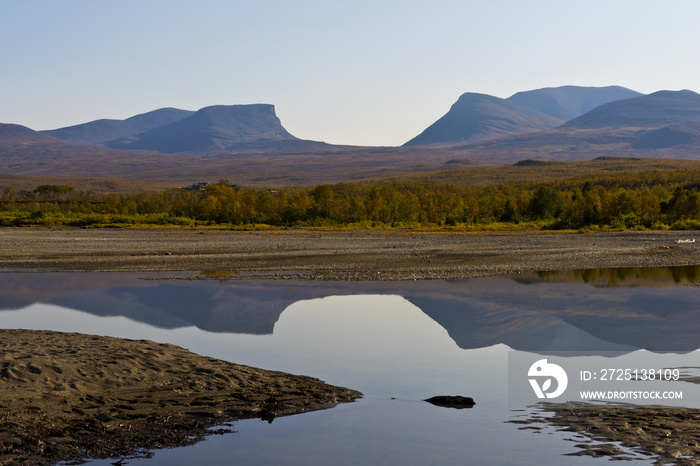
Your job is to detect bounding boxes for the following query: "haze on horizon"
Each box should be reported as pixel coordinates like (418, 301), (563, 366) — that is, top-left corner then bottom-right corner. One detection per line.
(2, 0), (700, 147)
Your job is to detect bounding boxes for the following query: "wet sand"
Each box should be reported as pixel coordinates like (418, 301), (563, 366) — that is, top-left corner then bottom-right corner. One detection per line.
(0, 329), (360, 466)
(512, 402), (700, 465)
(1, 228), (700, 280)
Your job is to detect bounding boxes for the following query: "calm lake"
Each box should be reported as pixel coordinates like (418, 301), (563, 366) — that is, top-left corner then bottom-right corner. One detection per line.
(0, 267), (699, 465)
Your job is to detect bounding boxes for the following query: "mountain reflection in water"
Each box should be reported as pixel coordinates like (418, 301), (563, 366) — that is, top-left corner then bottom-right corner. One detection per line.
(0, 266), (697, 352)
(0, 267), (698, 465)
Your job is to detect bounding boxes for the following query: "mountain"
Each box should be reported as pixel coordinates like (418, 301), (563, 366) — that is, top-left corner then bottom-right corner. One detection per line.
(0, 123), (64, 145)
(43, 108), (194, 146)
(110, 104), (299, 153)
(507, 85), (642, 121)
(563, 89), (700, 129)
(0, 122), (176, 180)
(404, 93), (563, 146)
(438, 89), (700, 161)
(3, 88), (700, 184)
(0, 119), (446, 184)
(0, 123), (69, 148)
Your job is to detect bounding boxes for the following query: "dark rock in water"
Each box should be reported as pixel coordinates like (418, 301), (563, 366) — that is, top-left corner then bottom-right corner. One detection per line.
(424, 395), (475, 409)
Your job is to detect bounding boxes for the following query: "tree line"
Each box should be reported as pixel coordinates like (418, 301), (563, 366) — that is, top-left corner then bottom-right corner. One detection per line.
(2, 169), (700, 230)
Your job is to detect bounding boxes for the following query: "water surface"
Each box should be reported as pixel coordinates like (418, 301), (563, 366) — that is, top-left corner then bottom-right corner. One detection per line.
(0, 267), (697, 465)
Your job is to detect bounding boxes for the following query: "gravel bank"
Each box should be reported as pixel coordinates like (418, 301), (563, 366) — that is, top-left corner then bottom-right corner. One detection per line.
(1, 228), (700, 279)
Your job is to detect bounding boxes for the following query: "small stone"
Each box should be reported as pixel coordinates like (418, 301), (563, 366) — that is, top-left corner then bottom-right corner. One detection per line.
(424, 395), (475, 409)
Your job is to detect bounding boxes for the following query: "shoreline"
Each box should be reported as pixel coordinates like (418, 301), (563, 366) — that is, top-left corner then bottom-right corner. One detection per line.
(1, 228), (700, 279)
(0, 329), (361, 466)
(511, 402), (700, 464)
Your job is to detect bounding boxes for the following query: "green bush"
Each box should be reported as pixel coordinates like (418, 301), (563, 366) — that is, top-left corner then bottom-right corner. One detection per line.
(670, 219), (700, 230)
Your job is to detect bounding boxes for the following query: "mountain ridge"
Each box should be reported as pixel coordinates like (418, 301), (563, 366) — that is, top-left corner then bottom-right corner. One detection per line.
(109, 104), (299, 153)
(507, 85), (642, 121)
(3, 86), (700, 185)
(43, 104), (301, 154)
(563, 89), (700, 129)
(42, 108), (195, 146)
(0, 123), (74, 149)
(404, 92), (563, 146)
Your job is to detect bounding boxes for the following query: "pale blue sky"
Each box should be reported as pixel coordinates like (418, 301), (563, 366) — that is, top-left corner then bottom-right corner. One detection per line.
(2, 0), (699, 146)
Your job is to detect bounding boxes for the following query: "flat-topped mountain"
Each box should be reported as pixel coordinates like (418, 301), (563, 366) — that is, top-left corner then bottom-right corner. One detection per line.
(404, 93), (563, 146)
(507, 85), (642, 121)
(110, 104), (299, 153)
(42, 104), (302, 154)
(43, 108), (194, 146)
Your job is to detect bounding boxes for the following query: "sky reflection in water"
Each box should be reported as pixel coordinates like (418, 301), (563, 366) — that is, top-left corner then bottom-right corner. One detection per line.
(0, 267), (697, 465)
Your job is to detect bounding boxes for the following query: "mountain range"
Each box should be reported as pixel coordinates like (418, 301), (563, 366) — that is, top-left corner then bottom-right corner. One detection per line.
(403, 87), (700, 159)
(405, 85), (643, 145)
(508, 85), (643, 121)
(41, 104), (321, 153)
(404, 93), (563, 146)
(43, 108), (195, 146)
(3, 275), (696, 352)
(2, 85), (700, 185)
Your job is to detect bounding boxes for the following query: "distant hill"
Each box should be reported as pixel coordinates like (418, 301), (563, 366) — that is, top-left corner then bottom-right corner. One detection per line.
(438, 89), (700, 161)
(43, 108), (194, 146)
(507, 85), (642, 121)
(3, 87), (700, 185)
(110, 104), (300, 153)
(43, 104), (304, 154)
(563, 89), (700, 129)
(0, 123), (68, 148)
(404, 93), (563, 146)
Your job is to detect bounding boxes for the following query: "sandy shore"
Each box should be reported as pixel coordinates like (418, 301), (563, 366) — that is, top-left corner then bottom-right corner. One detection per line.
(511, 402), (700, 465)
(1, 228), (700, 279)
(0, 329), (360, 466)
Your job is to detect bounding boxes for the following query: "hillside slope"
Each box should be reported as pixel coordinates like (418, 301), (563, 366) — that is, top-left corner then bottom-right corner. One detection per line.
(43, 108), (194, 146)
(0, 123), (69, 148)
(111, 104), (299, 153)
(507, 85), (642, 120)
(404, 93), (563, 146)
(564, 90), (700, 129)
